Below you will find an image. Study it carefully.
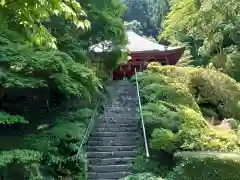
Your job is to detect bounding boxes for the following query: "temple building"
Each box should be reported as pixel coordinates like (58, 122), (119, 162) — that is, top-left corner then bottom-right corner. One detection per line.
(90, 31), (185, 80)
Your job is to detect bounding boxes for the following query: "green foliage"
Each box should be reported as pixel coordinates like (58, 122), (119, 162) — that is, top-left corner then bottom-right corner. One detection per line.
(0, 27), (102, 101)
(0, 0), (124, 179)
(0, 0), (89, 48)
(96, 69), (110, 82)
(0, 112), (27, 124)
(134, 64), (240, 178)
(46, 0), (128, 71)
(80, 0), (127, 46)
(160, 0), (198, 42)
(24, 107), (95, 179)
(50, 121), (86, 141)
(102, 47), (128, 70)
(72, 108), (94, 120)
(121, 173), (164, 180)
(147, 105), (240, 153)
(3, 73), (47, 88)
(190, 68), (240, 120)
(167, 151), (240, 180)
(0, 149), (42, 168)
(146, 64), (240, 120)
(175, 107), (240, 152)
(132, 155), (160, 175)
(151, 128), (177, 153)
(137, 70), (200, 112)
(142, 102), (181, 133)
(123, 0), (169, 37)
(0, 149), (43, 179)
(125, 20), (143, 35)
(160, 0), (240, 81)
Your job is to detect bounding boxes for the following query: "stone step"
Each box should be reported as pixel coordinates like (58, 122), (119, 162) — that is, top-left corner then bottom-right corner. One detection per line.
(94, 127), (139, 132)
(95, 120), (139, 125)
(102, 116), (138, 120)
(104, 109), (137, 113)
(88, 179), (115, 180)
(87, 82), (139, 179)
(104, 106), (137, 110)
(88, 164), (131, 173)
(104, 112), (138, 116)
(87, 172), (132, 179)
(87, 145), (137, 152)
(103, 113), (138, 117)
(88, 157), (135, 166)
(98, 117), (139, 122)
(107, 102), (137, 105)
(87, 151), (137, 158)
(89, 136), (139, 142)
(88, 140), (138, 146)
(91, 132), (139, 137)
(95, 123), (138, 128)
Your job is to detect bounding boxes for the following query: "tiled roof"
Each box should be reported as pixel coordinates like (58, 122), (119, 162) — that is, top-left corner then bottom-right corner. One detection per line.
(90, 31), (182, 52)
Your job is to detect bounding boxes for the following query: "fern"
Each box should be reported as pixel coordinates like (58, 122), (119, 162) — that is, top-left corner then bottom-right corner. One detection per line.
(0, 29), (102, 101)
(50, 121), (86, 141)
(0, 149), (42, 168)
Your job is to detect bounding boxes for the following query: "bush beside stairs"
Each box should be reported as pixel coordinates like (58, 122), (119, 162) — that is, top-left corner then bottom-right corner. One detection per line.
(87, 80), (141, 180)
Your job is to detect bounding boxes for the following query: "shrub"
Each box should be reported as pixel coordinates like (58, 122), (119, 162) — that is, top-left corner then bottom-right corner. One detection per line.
(198, 126), (240, 152)
(145, 64), (240, 121)
(189, 68), (240, 120)
(0, 149), (42, 179)
(178, 127), (240, 152)
(132, 155), (166, 175)
(50, 121), (86, 141)
(176, 107), (240, 152)
(138, 71), (200, 112)
(136, 72), (170, 88)
(142, 102), (181, 133)
(0, 112), (27, 124)
(147, 64), (195, 85)
(58, 108), (93, 123)
(151, 128), (177, 153)
(149, 106), (240, 153)
(24, 107), (95, 180)
(167, 151), (240, 180)
(133, 64), (240, 177)
(121, 173), (164, 180)
(0, 149), (42, 168)
(142, 83), (196, 109)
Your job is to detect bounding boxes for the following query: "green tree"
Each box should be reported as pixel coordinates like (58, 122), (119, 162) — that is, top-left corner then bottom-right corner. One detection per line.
(122, 0), (169, 37)
(160, 0), (240, 81)
(125, 20), (143, 35)
(0, 0), (90, 48)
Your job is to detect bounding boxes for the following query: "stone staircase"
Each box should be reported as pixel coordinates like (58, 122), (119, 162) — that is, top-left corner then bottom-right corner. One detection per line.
(87, 80), (140, 180)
